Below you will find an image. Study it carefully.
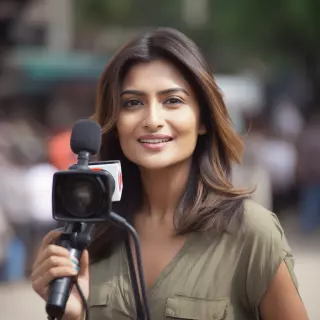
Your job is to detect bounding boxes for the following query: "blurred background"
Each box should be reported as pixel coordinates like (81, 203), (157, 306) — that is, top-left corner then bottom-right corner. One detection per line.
(0, 0), (319, 319)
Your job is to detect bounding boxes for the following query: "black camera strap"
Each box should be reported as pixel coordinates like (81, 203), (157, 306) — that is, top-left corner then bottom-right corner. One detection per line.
(125, 236), (145, 320)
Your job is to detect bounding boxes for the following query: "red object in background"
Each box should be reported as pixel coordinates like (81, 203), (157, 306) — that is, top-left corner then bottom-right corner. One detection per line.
(48, 131), (77, 170)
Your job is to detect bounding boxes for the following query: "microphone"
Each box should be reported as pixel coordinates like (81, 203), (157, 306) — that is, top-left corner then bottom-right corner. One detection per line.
(70, 119), (102, 167)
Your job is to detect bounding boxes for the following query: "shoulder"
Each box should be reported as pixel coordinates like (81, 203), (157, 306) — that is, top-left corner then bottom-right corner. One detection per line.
(237, 199), (293, 274)
(234, 200), (296, 310)
(241, 199), (284, 242)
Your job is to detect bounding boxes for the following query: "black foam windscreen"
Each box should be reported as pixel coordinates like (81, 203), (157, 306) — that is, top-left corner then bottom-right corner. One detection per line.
(70, 119), (102, 155)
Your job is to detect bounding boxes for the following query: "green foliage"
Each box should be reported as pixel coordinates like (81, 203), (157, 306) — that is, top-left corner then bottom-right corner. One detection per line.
(75, 0), (183, 27)
(208, 0), (320, 55)
(75, 0), (132, 26)
(74, 0), (320, 70)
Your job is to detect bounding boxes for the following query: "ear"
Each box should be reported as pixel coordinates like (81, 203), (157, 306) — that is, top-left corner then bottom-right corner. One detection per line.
(198, 124), (206, 135)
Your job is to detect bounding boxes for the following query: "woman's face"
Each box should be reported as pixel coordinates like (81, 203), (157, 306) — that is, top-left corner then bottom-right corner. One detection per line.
(116, 59), (205, 170)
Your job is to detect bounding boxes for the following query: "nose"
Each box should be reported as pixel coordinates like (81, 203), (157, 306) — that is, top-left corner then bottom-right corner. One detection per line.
(143, 103), (165, 131)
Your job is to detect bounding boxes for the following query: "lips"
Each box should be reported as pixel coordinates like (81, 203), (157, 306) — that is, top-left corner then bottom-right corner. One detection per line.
(138, 138), (171, 144)
(137, 135), (173, 144)
(137, 134), (173, 150)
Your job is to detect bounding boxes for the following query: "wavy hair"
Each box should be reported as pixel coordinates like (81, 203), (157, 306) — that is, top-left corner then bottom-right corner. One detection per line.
(89, 28), (250, 262)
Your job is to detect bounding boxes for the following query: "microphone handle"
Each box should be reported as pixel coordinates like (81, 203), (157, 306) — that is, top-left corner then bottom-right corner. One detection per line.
(46, 240), (82, 319)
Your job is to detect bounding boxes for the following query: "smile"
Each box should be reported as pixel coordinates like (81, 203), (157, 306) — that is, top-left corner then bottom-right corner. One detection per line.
(137, 138), (173, 150)
(138, 138), (172, 144)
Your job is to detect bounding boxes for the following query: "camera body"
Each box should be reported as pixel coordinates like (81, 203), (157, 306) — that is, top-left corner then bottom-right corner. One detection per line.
(52, 161), (123, 223)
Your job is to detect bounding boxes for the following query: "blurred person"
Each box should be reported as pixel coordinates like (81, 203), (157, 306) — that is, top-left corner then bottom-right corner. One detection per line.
(272, 98), (304, 141)
(264, 99), (302, 211)
(31, 28), (308, 320)
(24, 149), (58, 265)
(296, 109), (320, 233)
(10, 118), (46, 165)
(48, 130), (77, 170)
(0, 118), (50, 280)
(0, 206), (12, 281)
(241, 112), (298, 212)
(232, 114), (273, 211)
(0, 144), (31, 280)
(0, 119), (15, 281)
(258, 132), (298, 213)
(232, 141), (273, 211)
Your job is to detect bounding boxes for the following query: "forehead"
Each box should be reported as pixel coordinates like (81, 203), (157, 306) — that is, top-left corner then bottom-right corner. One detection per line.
(122, 59), (192, 92)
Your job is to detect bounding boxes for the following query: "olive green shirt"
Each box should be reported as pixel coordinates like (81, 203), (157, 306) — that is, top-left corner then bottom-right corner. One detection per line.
(88, 200), (298, 319)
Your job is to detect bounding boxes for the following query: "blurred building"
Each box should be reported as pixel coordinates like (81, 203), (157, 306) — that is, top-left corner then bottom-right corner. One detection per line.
(0, 0), (103, 130)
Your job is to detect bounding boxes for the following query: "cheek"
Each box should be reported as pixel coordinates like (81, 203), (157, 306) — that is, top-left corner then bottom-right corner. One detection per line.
(116, 115), (131, 139)
(172, 109), (200, 137)
(116, 127), (132, 160)
(115, 123), (128, 153)
(115, 116), (137, 157)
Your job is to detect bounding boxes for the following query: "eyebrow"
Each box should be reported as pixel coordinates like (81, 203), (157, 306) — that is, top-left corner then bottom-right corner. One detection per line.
(120, 87), (190, 97)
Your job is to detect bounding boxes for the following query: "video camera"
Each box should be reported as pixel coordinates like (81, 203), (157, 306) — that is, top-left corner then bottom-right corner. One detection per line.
(52, 119), (123, 222)
(46, 119), (123, 319)
(46, 119), (150, 320)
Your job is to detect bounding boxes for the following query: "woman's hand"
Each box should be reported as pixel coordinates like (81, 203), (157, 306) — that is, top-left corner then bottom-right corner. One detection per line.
(31, 230), (89, 320)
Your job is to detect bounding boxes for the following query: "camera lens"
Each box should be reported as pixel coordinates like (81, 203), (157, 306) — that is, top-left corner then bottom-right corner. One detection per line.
(59, 175), (102, 217)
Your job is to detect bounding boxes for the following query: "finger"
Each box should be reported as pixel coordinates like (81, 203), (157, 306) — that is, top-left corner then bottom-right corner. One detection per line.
(40, 230), (63, 251)
(31, 255), (76, 282)
(33, 230), (63, 265)
(32, 277), (48, 300)
(33, 266), (78, 298)
(33, 244), (71, 270)
(78, 249), (89, 278)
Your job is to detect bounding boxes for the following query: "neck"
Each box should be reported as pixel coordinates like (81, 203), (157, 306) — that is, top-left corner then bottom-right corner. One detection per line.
(139, 160), (192, 222)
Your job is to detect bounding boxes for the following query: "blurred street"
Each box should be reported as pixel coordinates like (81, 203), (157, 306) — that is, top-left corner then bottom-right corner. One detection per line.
(0, 1), (319, 320)
(0, 212), (319, 320)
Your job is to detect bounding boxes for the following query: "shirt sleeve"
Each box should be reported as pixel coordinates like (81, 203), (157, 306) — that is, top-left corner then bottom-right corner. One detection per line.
(242, 200), (299, 312)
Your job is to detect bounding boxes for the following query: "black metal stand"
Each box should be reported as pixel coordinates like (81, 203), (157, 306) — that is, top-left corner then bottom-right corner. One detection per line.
(45, 214), (151, 320)
(46, 223), (95, 320)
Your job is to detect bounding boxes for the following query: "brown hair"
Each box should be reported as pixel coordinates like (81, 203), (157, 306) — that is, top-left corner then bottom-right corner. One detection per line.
(89, 27), (250, 263)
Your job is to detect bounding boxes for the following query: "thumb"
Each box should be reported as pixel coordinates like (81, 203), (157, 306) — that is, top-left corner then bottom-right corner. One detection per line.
(78, 249), (89, 278)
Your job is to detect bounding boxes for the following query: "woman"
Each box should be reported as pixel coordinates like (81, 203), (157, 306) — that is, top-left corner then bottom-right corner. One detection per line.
(31, 28), (308, 320)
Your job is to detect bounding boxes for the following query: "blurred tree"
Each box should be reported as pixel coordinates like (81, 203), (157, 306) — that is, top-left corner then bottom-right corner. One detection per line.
(209, 0), (320, 105)
(75, 0), (320, 105)
(75, 0), (182, 27)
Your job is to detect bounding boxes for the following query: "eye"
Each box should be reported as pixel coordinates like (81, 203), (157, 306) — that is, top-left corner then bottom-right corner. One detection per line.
(165, 97), (183, 105)
(123, 99), (143, 109)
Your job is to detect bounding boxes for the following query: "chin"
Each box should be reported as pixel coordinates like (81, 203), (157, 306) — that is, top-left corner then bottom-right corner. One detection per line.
(133, 156), (192, 171)
(123, 148), (193, 171)
(136, 160), (175, 170)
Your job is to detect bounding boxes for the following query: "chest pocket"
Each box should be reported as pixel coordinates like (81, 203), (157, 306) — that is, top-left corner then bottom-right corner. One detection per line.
(89, 282), (115, 319)
(89, 282), (134, 320)
(165, 294), (229, 320)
